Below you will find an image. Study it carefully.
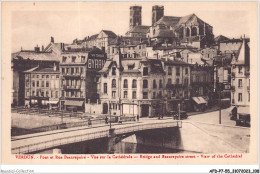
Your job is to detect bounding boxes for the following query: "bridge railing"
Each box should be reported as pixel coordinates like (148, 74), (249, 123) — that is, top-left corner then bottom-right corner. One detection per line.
(115, 121), (180, 135)
(12, 129), (109, 154)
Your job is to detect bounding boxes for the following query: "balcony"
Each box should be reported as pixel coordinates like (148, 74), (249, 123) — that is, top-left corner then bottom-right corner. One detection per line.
(63, 85), (81, 90)
(62, 73), (82, 78)
(166, 84), (182, 89)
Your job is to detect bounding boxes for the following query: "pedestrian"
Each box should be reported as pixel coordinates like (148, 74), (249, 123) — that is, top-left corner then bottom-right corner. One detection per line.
(137, 115), (139, 122)
(105, 116), (108, 124)
(88, 118), (92, 127)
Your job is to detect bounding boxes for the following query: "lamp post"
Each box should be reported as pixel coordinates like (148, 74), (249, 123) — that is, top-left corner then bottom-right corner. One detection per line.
(109, 101), (112, 129)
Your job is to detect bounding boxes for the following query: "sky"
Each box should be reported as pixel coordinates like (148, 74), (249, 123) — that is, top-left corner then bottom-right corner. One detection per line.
(11, 2), (250, 52)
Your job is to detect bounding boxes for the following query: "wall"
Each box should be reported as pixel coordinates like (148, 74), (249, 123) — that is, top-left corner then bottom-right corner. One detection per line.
(85, 103), (102, 115)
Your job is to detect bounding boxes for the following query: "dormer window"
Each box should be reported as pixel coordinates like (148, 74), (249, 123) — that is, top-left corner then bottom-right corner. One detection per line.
(81, 56), (85, 63)
(112, 67), (116, 76)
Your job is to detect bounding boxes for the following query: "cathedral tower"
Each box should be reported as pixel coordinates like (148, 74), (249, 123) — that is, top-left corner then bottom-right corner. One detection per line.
(129, 6), (142, 30)
(152, 5), (164, 26)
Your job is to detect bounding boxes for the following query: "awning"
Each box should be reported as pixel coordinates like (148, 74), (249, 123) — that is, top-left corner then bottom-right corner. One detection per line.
(64, 100), (84, 107)
(192, 97), (207, 105)
(237, 106), (250, 115)
(47, 100), (59, 104)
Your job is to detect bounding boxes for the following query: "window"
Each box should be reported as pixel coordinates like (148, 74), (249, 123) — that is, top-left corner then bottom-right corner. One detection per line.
(37, 75), (39, 78)
(62, 56), (67, 63)
(41, 81), (44, 87)
(46, 75), (49, 78)
(248, 92), (250, 102)
(26, 91), (30, 97)
(123, 79), (128, 88)
(66, 68), (69, 74)
(112, 67), (116, 75)
(41, 92), (44, 97)
(112, 91), (116, 98)
(176, 67), (180, 76)
(32, 91), (35, 96)
(185, 68), (188, 75)
(81, 56), (85, 63)
(62, 91), (64, 97)
(143, 67), (148, 76)
(168, 78), (172, 84)
(153, 92), (156, 99)
(55, 91), (58, 98)
(238, 79), (242, 87)
(196, 76), (200, 82)
(143, 92), (148, 99)
(132, 79), (137, 88)
(238, 93), (242, 102)
(124, 91), (128, 98)
(132, 91), (136, 99)
(153, 80), (157, 89)
(71, 68), (74, 74)
(46, 91), (49, 97)
(143, 80), (148, 88)
(62, 68), (65, 74)
(159, 80), (163, 88)
(37, 81), (39, 87)
(56, 75), (59, 78)
(184, 78), (188, 85)
(168, 67), (172, 75)
(76, 68), (79, 74)
(112, 79), (116, 88)
(42, 75), (45, 78)
(104, 83), (107, 94)
(238, 66), (242, 73)
(32, 75), (35, 78)
(72, 56), (76, 63)
(176, 78), (179, 84)
(80, 67), (83, 74)
(46, 81), (49, 87)
(103, 74), (107, 78)
(32, 81), (35, 87)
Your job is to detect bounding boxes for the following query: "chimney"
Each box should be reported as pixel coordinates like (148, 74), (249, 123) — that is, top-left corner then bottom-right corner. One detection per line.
(51, 36), (54, 43)
(34, 45), (40, 52)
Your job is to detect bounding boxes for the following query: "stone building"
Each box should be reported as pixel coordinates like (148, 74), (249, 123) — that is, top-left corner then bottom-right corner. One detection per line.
(12, 45), (59, 106)
(163, 59), (191, 112)
(129, 6), (142, 30)
(152, 5), (164, 26)
(230, 38), (250, 107)
(98, 49), (165, 117)
(24, 65), (60, 109)
(59, 48), (107, 112)
(108, 36), (148, 59)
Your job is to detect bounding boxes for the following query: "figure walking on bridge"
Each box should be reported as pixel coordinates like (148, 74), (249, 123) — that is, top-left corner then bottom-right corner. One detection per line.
(88, 118), (92, 127)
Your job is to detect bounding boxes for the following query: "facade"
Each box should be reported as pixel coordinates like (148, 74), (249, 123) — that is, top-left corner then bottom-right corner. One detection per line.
(59, 48), (107, 112)
(99, 50), (166, 117)
(231, 38), (250, 107)
(12, 46), (59, 106)
(190, 64), (214, 110)
(24, 65), (60, 109)
(163, 59), (191, 112)
(108, 36), (148, 59)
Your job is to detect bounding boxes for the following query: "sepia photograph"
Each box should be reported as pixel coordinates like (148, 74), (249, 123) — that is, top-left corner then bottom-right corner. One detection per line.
(1, 1), (258, 167)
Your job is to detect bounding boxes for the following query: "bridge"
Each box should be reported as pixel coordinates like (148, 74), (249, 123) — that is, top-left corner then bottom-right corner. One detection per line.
(11, 119), (181, 154)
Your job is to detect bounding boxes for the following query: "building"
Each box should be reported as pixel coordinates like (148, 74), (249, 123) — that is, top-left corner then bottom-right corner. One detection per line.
(12, 45), (59, 106)
(108, 36), (148, 59)
(24, 65), (60, 109)
(125, 25), (150, 38)
(59, 48), (107, 112)
(163, 59), (191, 112)
(190, 64), (214, 111)
(230, 38), (250, 107)
(99, 49), (166, 117)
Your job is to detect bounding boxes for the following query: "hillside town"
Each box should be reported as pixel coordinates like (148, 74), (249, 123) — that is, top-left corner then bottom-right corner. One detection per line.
(11, 5), (250, 127)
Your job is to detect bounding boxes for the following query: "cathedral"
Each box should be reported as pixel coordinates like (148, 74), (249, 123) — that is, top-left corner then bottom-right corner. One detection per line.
(126, 5), (215, 49)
